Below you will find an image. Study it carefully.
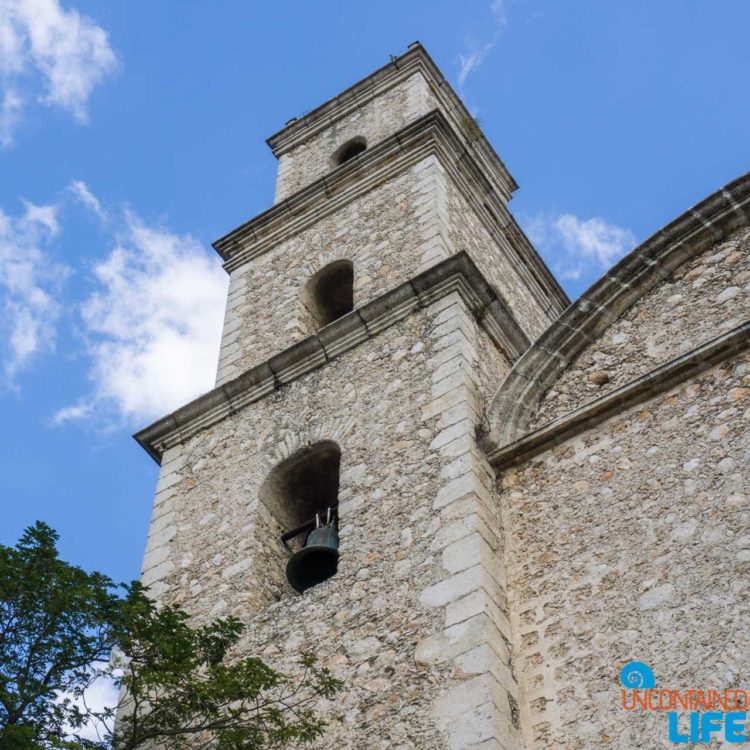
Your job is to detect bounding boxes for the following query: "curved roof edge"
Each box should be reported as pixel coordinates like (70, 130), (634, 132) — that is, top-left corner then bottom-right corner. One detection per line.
(485, 171), (750, 449)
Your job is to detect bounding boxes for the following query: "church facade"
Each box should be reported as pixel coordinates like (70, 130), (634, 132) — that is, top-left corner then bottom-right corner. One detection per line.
(134, 43), (750, 749)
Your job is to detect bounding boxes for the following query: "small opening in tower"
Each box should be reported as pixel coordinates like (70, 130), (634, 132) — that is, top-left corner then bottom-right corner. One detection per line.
(301, 259), (354, 328)
(332, 137), (367, 167)
(260, 442), (342, 594)
(263, 442), (340, 536)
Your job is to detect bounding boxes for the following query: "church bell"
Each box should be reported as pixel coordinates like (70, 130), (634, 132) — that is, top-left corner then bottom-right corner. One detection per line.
(285, 510), (340, 593)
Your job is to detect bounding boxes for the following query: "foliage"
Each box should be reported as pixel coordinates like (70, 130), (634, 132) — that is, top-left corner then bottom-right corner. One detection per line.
(0, 523), (341, 749)
(0, 522), (118, 749)
(109, 583), (340, 749)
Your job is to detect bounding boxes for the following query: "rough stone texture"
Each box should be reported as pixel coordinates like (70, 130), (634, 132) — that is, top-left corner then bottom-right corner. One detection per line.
(532, 227), (750, 427)
(215, 153), (550, 386)
(144, 300), (519, 749)
(445, 179), (553, 342)
(474, 324), (511, 436)
(499, 351), (750, 749)
(216, 159), (440, 383)
(137, 42), (750, 750)
(274, 73), (435, 203)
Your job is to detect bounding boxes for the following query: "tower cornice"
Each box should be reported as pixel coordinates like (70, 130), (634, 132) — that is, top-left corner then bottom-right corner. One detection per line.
(265, 42), (518, 198)
(215, 109), (568, 315)
(133, 252), (529, 464)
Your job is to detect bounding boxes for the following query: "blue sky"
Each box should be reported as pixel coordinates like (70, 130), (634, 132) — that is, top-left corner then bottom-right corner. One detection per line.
(1, 0), (749, 584)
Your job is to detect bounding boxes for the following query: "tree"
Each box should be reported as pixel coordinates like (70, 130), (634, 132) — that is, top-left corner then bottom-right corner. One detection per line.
(0, 522), (118, 749)
(0, 523), (340, 749)
(107, 583), (340, 749)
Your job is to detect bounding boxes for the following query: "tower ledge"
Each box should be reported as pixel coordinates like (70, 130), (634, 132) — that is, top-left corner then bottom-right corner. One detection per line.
(134, 251), (528, 463)
(265, 42), (518, 200)
(215, 109), (568, 313)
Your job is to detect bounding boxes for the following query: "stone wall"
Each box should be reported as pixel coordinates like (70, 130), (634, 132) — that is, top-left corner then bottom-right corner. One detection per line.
(531, 226), (750, 428)
(497, 350), (750, 749)
(216, 159), (436, 383)
(217, 153), (556, 386)
(141, 298), (521, 750)
(445, 179), (554, 342)
(273, 73), (435, 203)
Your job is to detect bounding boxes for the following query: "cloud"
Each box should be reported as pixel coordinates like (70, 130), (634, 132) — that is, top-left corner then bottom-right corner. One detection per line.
(55, 185), (229, 425)
(73, 675), (118, 742)
(0, 87), (22, 143)
(456, 0), (508, 90)
(51, 399), (93, 425)
(0, 0), (118, 145)
(0, 198), (67, 381)
(68, 178), (105, 219)
(524, 212), (637, 282)
(57, 662), (119, 744)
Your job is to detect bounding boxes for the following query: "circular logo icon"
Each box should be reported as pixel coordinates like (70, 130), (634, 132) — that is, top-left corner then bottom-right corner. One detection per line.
(620, 661), (656, 689)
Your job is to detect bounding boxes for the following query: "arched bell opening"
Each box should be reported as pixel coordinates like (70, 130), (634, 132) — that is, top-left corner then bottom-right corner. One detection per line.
(259, 441), (341, 594)
(301, 259), (354, 329)
(331, 136), (366, 167)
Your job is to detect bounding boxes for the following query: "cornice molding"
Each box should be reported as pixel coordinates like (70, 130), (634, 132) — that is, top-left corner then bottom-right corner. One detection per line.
(215, 110), (447, 268)
(134, 252), (529, 464)
(487, 320), (750, 470)
(486, 170), (750, 448)
(265, 42), (518, 197)
(214, 109), (568, 315)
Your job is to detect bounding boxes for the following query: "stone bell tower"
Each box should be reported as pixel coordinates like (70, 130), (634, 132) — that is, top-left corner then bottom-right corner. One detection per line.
(134, 42), (568, 749)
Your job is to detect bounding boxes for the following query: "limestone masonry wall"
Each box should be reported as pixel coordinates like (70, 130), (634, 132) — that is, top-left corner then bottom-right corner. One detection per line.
(217, 155), (555, 386)
(532, 226), (750, 428)
(142, 299), (520, 749)
(445, 179), (554, 341)
(499, 350), (750, 749)
(273, 73), (435, 203)
(216, 160), (436, 383)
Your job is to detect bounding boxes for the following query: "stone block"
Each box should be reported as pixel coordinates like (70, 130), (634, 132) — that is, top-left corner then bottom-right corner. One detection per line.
(141, 543), (171, 573)
(442, 531), (483, 573)
(434, 473), (484, 510)
(141, 559), (174, 588)
(419, 564), (484, 608)
(148, 524), (176, 550)
(429, 416), (471, 449)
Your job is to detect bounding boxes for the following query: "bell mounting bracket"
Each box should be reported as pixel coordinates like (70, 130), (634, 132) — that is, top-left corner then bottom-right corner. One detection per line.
(280, 504), (339, 550)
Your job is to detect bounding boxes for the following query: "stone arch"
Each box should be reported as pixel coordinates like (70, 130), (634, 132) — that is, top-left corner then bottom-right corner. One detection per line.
(253, 440), (343, 601)
(485, 171), (750, 450)
(259, 440), (341, 539)
(331, 136), (367, 168)
(300, 258), (354, 329)
(258, 417), (357, 476)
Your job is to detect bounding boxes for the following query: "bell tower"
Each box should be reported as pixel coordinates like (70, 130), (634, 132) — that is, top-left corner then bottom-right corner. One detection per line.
(135, 42), (568, 749)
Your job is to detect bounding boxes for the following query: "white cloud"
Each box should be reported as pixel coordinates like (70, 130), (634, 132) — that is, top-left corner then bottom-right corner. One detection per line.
(0, 0), (118, 145)
(55, 189), (229, 425)
(0, 87), (22, 145)
(456, 0), (508, 89)
(68, 178), (105, 219)
(524, 212), (637, 283)
(73, 675), (118, 742)
(51, 399), (93, 425)
(0, 198), (67, 381)
(57, 662), (119, 744)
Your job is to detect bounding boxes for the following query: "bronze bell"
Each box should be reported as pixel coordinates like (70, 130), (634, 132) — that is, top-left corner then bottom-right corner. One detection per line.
(285, 524), (339, 593)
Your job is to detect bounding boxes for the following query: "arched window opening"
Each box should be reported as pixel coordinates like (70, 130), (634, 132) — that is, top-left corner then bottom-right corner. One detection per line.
(332, 137), (366, 167)
(302, 259), (354, 329)
(260, 442), (341, 594)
